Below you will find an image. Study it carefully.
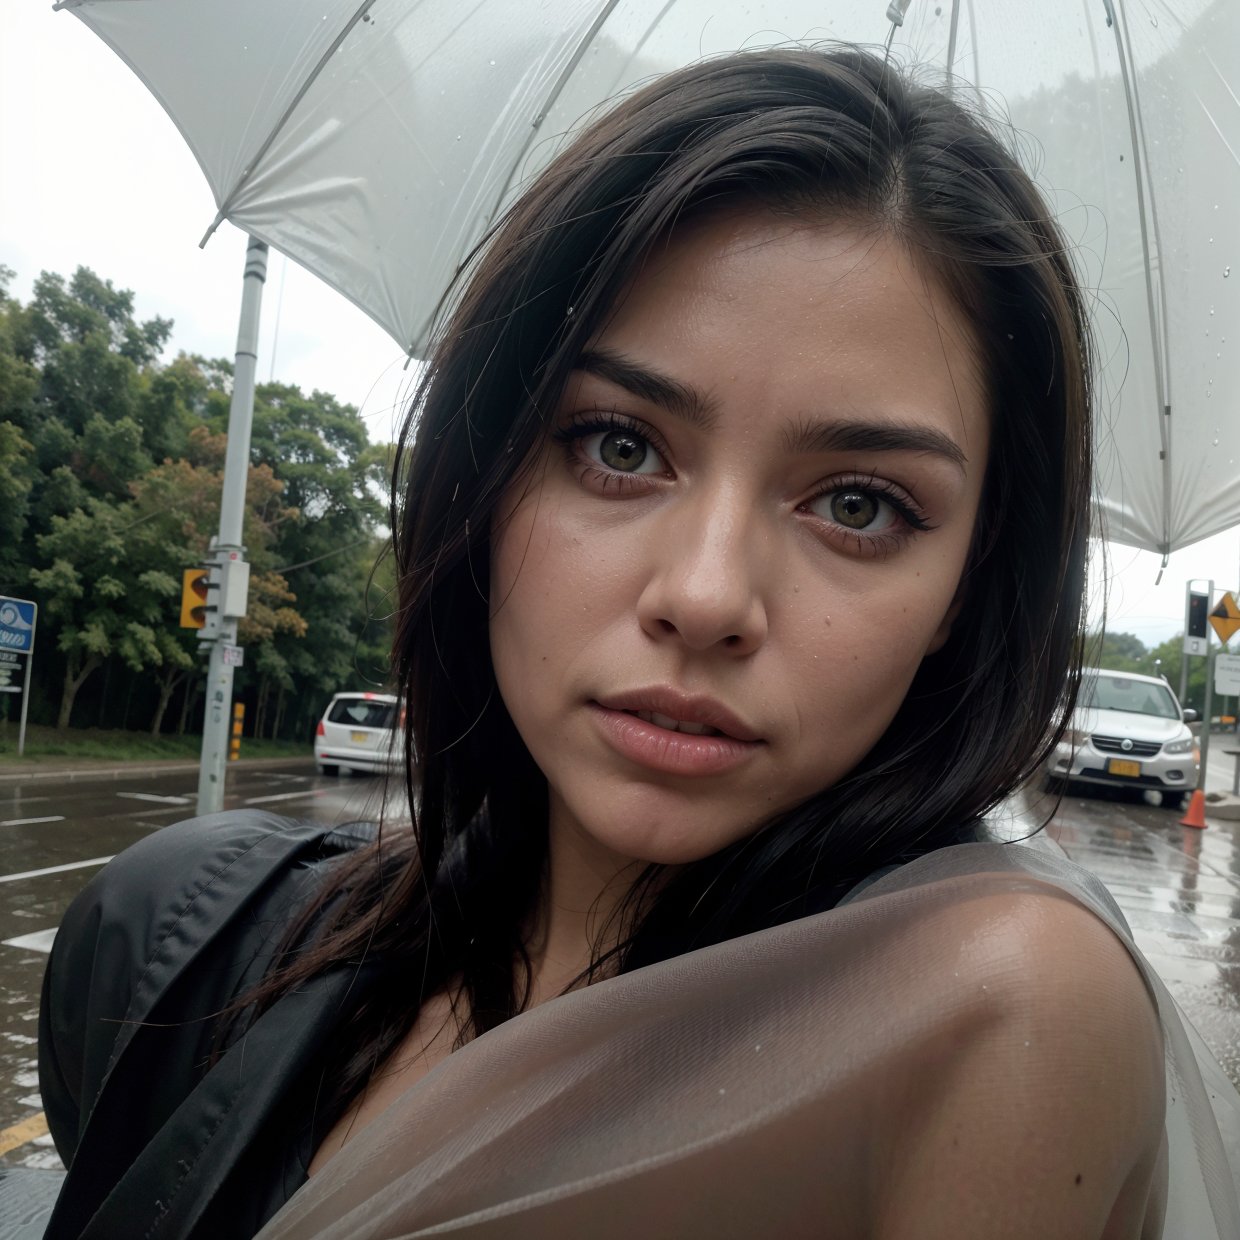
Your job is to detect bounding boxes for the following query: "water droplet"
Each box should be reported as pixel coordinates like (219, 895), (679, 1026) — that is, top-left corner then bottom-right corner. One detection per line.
(1225, 267), (1232, 278)
(489, 59), (496, 66)
(1213, 438), (1220, 445)
(1150, 15), (1159, 25)
(1210, 307), (1215, 315)
(455, 134), (462, 141)
(1119, 154), (1125, 162)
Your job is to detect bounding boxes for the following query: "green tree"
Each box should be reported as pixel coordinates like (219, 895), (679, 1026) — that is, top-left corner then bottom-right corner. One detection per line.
(241, 384), (391, 737)
(30, 499), (176, 729)
(1094, 631), (1148, 673)
(128, 427), (305, 734)
(0, 267), (40, 588)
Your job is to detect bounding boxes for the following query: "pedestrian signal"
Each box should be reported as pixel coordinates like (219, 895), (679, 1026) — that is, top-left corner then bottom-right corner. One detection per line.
(180, 569), (209, 628)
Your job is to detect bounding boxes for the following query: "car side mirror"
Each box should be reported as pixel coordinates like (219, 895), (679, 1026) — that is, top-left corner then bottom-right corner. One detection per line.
(1182, 708), (1199, 723)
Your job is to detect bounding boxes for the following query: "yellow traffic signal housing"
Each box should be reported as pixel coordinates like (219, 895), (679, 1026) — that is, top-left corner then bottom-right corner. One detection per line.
(179, 568), (209, 628)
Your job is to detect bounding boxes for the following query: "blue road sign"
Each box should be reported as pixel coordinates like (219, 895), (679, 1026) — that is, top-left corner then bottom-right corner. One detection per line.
(0, 596), (37, 653)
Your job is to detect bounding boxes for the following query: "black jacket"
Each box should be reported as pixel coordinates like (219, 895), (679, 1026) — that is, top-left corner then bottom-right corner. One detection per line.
(38, 811), (378, 1239)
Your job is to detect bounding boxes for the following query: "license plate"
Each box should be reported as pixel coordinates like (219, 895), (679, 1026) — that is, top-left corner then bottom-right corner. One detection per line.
(1107, 758), (1141, 778)
(351, 731), (369, 743)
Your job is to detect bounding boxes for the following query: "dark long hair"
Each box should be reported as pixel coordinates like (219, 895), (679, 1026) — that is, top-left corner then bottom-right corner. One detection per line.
(230, 46), (1092, 1122)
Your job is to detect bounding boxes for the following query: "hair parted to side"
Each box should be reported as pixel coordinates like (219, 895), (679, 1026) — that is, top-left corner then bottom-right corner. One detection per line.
(228, 45), (1092, 1119)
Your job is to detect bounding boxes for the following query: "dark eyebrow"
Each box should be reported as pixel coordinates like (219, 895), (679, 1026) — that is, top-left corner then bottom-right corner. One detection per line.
(784, 418), (968, 472)
(574, 348), (718, 428)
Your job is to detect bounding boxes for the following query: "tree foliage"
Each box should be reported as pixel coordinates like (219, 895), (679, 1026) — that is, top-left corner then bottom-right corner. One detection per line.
(1, 265), (393, 738)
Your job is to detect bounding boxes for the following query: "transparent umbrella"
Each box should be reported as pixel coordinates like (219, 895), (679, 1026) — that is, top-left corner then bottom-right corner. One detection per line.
(56, 0), (1240, 554)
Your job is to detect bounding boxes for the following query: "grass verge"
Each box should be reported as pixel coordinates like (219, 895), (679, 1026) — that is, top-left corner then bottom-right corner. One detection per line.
(0, 722), (307, 765)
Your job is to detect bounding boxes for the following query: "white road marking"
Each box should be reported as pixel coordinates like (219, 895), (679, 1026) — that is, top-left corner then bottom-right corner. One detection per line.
(0, 796), (49, 805)
(2, 928), (58, 954)
(244, 790), (324, 805)
(0, 856), (113, 884)
(116, 792), (193, 805)
(0, 816), (65, 827)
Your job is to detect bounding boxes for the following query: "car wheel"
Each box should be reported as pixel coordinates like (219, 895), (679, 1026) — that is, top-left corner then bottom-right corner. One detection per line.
(1158, 791), (1188, 811)
(318, 763), (340, 777)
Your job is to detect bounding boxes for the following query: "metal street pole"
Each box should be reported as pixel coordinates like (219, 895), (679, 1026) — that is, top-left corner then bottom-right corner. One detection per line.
(196, 237), (266, 815)
(1199, 642), (1215, 794)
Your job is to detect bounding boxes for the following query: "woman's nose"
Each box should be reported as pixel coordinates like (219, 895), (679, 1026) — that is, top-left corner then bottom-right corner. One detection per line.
(635, 499), (769, 656)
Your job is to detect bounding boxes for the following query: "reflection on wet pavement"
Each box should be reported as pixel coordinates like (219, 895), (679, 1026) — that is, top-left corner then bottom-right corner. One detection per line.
(1033, 786), (1240, 1091)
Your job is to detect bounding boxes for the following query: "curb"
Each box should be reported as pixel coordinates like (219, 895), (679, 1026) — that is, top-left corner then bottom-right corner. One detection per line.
(1205, 795), (1240, 823)
(0, 756), (315, 785)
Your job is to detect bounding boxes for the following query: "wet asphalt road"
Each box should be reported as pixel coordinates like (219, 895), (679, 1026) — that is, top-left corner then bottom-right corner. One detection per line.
(1, 758), (1239, 1173)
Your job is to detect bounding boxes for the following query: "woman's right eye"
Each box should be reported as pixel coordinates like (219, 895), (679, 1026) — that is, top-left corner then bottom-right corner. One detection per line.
(579, 428), (666, 475)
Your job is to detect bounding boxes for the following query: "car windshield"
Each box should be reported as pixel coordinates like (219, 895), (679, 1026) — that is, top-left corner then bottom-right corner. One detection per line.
(328, 698), (397, 729)
(1081, 675), (1179, 720)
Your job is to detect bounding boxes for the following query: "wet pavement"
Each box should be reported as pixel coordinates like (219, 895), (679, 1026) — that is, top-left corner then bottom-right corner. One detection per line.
(1, 760), (1239, 1183)
(1038, 786), (1240, 1090)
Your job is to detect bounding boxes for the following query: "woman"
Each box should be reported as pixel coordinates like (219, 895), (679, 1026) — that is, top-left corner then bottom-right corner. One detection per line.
(39, 46), (1240, 1239)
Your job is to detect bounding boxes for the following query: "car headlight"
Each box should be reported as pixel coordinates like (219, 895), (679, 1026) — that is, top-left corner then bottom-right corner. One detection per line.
(1164, 736), (1195, 755)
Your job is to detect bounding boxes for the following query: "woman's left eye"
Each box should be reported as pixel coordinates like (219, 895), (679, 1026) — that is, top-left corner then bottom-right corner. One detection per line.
(807, 487), (899, 532)
(580, 428), (665, 475)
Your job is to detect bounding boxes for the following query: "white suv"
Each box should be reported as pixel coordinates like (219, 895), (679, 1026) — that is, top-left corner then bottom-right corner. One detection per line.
(314, 692), (402, 776)
(1046, 668), (1199, 807)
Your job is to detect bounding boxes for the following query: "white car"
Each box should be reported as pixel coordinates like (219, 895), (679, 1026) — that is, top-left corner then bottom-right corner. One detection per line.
(1046, 668), (1199, 807)
(314, 692), (402, 776)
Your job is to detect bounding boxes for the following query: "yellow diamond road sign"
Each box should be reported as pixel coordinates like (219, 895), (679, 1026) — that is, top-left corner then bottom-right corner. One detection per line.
(1209, 592), (1240, 645)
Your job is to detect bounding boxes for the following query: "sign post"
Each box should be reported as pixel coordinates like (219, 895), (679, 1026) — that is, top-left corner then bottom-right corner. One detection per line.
(1182, 581), (1212, 704)
(195, 238), (263, 816)
(1194, 588), (1240, 802)
(0, 596), (38, 757)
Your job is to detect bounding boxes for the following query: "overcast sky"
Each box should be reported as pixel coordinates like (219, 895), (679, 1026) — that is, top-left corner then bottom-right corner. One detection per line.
(3, 3), (1238, 647)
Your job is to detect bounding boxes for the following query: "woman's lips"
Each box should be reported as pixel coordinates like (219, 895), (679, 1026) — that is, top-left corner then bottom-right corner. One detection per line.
(588, 703), (763, 776)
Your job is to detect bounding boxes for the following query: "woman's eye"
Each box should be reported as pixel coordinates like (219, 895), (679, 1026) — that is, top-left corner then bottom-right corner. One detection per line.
(810, 488), (897, 531)
(583, 429), (664, 475)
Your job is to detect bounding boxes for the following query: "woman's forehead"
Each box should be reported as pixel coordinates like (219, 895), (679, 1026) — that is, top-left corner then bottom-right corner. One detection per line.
(574, 208), (989, 463)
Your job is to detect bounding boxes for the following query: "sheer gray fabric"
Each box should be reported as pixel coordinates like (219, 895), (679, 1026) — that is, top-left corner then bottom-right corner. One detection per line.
(258, 843), (1240, 1239)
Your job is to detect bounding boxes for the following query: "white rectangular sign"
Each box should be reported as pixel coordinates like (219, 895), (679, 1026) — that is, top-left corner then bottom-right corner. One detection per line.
(1216, 653), (1240, 696)
(221, 644), (245, 668)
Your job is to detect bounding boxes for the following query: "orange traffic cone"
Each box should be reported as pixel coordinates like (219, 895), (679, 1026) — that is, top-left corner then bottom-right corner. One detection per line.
(1179, 788), (1208, 830)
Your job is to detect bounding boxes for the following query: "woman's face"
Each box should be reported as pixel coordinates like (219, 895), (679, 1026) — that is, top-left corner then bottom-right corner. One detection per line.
(490, 209), (989, 868)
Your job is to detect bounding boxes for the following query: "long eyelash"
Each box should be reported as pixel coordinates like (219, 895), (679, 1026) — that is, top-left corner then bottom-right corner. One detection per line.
(811, 472), (936, 533)
(550, 408), (664, 455)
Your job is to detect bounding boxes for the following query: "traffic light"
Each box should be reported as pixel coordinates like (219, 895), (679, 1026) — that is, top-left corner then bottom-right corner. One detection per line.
(179, 569), (209, 628)
(1187, 590), (1210, 641)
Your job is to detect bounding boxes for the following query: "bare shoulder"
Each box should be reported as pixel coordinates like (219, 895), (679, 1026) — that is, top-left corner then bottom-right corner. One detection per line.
(866, 884), (1166, 1240)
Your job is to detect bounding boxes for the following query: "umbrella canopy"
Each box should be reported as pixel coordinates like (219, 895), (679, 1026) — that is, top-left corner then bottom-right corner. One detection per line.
(58, 0), (1239, 554)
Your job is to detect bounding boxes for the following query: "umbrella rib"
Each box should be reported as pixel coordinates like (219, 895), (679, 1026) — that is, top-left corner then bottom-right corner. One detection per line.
(411, 0), (628, 351)
(1108, 0), (1174, 555)
(483, 0), (628, 219)
(198, 0), (379, 248)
